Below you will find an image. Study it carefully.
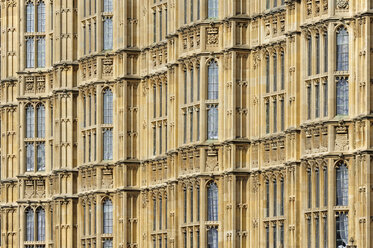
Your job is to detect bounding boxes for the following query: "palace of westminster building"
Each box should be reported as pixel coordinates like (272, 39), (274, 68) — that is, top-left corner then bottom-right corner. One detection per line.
(0, 0), (372, 247)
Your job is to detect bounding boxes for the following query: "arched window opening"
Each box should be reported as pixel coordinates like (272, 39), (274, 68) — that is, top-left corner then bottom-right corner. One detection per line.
(336, 27), (349, 71)
(207, 182), (218, 221)
(37, 104), (45, 138)
(207, 228), (218, 248)
(36, 208), (45, 241)
(26, 105), (35, 138)
(103, 199), (113, 234)
(37, 2), (46, 32)
(26, 3), (35, 32)
(336, 162), (348, 206)
(103, 88), (113, 124)
(336, 213), (348, 248)
(103, 129), (113, 160)
(207, 60), (218, 100)
(336, 77), (349, 116)
(25, 208), (34, 241)
(207, 105), (218, 140)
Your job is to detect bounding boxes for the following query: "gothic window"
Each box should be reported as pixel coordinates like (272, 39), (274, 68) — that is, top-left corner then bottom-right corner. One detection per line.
(280, 224), (284, 246)
(323, 82), (328, 117)
(159, 10), (162, 41)
(153, 12), (157, 42)
(273, 179), (277, 216)
(336, 213), (348, 248)
(307, 85), (311, 120)
(208, 0), (218, 18)
(103, 129), (113, 160)
(324, 216), (328, 247)
(197, 186), (200, 221)
(37, 104), (45, 138)
(266, 225), (269, 248)
(26, 143), (34, 171)
(308, 36), (312, 76)
(26, 208), (34, 241)
(190, 187), (193, 221)
(265, 102), (270, 134)
(207, 182), (218, 221)
(37, 143), (45, 171)
(307, 218), (311, 248)
(184, 70), (188, 104)
(316, 168), (320, 207)
(159, 197), (162, 229)
(103, 240), (113, 248)
(266, 56), (270, 93)
(336, 77), (348, 116)
(103, 18), (113, 50)
(273, 224), (277, 248)
(26, 105), (35, 138)
(336, 27), (349, 71)
(184, 187), (187, 223)
(37, 2), (46, 32)
(103, 88), (113, 124)
(190, 110), (193, 142)
(153, 198), (156, 230)
(336, 162), (348, 206)
(184, 0), (187, 24)
(315, 83), (320, 118)
(273, 100), (277, 133)
(307, 169), (312, 208)
(207, 228), (218, 248)
(103, 199), (113, 234)
(37, 38), (46, 68)
(273, 53), (277, 91)
(26, 39), (35, 68)
(280, 179), (284, 215)
(26, 3), (35, 32)
(316, 34), (320, 74)
(184, 113), (187, 143)
(36, 208), (45, 241)
(190, 0), (194, 21)
(324, 33), (328, 72)
(153, 126), (156, 155)
(103, 0), (113, 12)
(324, 167), (328, 206)
(190, 68), (194, 102)
(266, 0), (270, 9)
(207, 106), (218, 140)
(207, 60), (219, 100)
(280, 52), (285, 90)
(265, 181), (269, 217)
(280, 99), (285, 131)
(316, 217), (320, 248)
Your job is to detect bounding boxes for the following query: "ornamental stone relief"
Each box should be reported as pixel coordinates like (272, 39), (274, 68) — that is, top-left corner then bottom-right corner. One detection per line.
(336, 0), (349, 9)
(335, 124), (349, 151)
(206, 27), (219, 46)
(102, 168), (113, 188)
(206, 146), (219, 172)
(102, 58), (113, 76)
(24, 179), (46, 199)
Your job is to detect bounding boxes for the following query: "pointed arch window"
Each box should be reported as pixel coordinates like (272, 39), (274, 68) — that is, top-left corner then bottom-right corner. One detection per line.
(103, 199), (113, 234)
(336, 213), (348, 248)
(26, 105), (35, 138)
(336, 27), (349, 71)
(336, 162), (348, 206)
(207, 182), (218, 221)
(103, 88), (113, 124)
(37, 2), (46, 32)
(26, 3), (35, 32)
(26, 208), (34, 241)
(37, 104), (45, 138)
(336, 77), (349, 116)
(36, 208), (45, 241)
(103, 0), (113, 12)
(207, 228), (218, 248)
(207, 60), (219, 100)
(208, 0), (218, 18)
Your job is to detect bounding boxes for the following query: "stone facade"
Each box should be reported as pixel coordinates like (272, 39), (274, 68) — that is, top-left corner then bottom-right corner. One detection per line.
(0, 0), (372, 248)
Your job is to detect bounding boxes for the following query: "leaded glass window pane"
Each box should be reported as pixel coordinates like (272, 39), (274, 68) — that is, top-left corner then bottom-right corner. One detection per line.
(308, 218), (311, 248)
(280, 180), (284, 215)
(273, 224), (277, 248)
(273, 101), (277, 133)
(103, 0), (113, 12)
(103, 89), (113, 124)
(265, 103), (270, 134)
(323, 82), (328, 117)
(324, 167), (328, 207)
(207, 228), (218, 248)
(273, 179), (277, 216)
(103, 18), (113, 50)
(336, 162), (348, 206)
(26, 105), (35, 138)
(336, 213), (348, 248)
(26, 209), (34, 241)
(27, 39), (35, 68)
(37, 105), (45, 138)
(37, 143), (45, 171)
(103, 199), (113, 234)
(266, 56), (270, 93)
(207, 106), (218, 140)
(308, 169), (312, 208)
(307, 86), (311, 119)
(37, 2), (46, 32)
(207, 61), (218, 100)
(37, 208), (45, 241)
(184, 188), (187, 223)
(207, 182), (218, 221)
(281, 52), (285, 90)
(316, 217), (320, 248)
(315, 83), (320, 118)
(103, 130), (113, 160)
(37, 38), (46, 68)
(26, 143), (34, 172)
(316, 169), (320, 207)
(265, 181), (269, 217)
(208, 0), (218, 18)
(26, 3), (35, 32)
(103, 240), (113, 248)
(308, 37), (312, 76)
(336, 28), (349, 71)
(273, 53), (277, 91)
(316, 35), (320, 74)
(336, 78), (348, 115)
(324, 34), (328, 72)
